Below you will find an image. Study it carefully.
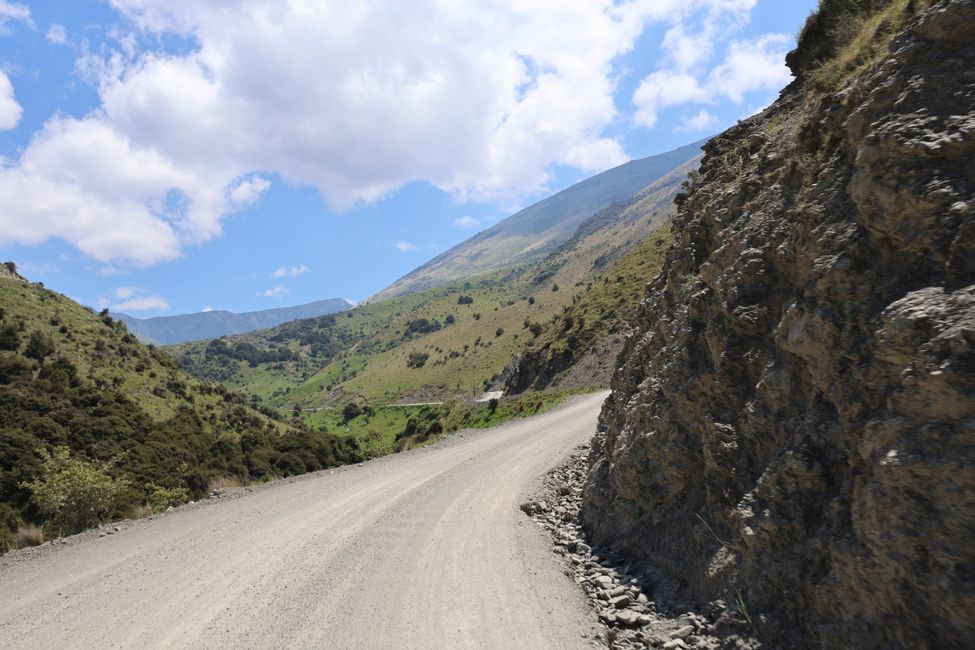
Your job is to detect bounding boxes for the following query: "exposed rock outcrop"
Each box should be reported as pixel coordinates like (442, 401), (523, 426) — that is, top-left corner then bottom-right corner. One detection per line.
(582, 1), (975, 647)
(0, 262), (26, 282)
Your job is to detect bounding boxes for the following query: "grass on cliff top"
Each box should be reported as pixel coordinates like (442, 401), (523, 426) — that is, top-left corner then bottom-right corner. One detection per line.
(805, 0), (934, 92)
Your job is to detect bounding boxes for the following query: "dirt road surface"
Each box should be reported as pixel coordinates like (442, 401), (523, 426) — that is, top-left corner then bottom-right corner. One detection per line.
(0, 392), (608, 649)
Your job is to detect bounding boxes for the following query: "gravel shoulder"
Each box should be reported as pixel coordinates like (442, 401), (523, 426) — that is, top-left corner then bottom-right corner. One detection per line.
(0, 392), (608, 649)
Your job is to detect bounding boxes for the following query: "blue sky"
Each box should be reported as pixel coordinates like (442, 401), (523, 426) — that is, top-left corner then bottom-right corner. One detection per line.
(0, 0), (816, 314)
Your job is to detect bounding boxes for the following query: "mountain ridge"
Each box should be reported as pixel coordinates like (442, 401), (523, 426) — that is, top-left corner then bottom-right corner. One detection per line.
(115, 298), (353, 345)
(370, 139), (707, 301)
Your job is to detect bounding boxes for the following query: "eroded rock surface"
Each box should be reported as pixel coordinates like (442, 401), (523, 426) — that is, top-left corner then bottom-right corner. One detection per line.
(582, 1), (975, 647)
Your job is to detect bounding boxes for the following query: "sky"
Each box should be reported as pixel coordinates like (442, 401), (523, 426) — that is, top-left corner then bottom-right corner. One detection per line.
(0, 0), (816, 315)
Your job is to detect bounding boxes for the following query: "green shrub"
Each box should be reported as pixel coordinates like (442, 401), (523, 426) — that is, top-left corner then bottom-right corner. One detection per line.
(145, 482), (191, 513)
(0, 324), (20, 351)
(22, 447), (128, 535)
(406, 351), (429, 369)
(24, 331), (55, 360)
(342, 401), (363, 421)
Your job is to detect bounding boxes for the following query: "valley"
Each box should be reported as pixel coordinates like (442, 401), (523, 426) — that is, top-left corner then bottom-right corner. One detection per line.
(1, 0), (972, 647)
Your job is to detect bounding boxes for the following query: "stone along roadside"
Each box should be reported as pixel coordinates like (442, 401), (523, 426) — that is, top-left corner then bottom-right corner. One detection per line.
(522, 439), (760, 650)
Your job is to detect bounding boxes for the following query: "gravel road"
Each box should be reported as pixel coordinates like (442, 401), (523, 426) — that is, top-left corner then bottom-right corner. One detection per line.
(0, 391), (608, 649)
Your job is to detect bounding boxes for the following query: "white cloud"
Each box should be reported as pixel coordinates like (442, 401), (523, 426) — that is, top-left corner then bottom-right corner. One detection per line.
(271, 264), (309, 278)
(633, 32), (793, 127)
(258, 285), (288, 298)
(46, 23), (67, 44)
(453, 216), (481, 229)
(0, 1), (30, 32)
(101, 285), (169, 312)
(0, 71), (21, 130)
(115, 295), (169, 311)
(678, 109), (719, 132)
(201, 305), (213, 312)
(0, 0), (782, 268)
(709, 34), (794, 102)
(393, 240), (417, 252)
(633, 72), (707, 128)
(229, 175), (271, 206)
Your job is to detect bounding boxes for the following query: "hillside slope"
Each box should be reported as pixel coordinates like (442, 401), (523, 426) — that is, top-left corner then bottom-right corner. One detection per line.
(0, 269), (362, 549)
(170, 154), (697, 411)
(371, 139), (704, 301)
(583, 1), (975, 647)
(502, 157), (699, 393)
(115, 298), (352, 345)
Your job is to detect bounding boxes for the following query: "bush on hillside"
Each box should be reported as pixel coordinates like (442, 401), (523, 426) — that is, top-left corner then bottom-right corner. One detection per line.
(22, 446), (128, 535)
(24, 331), (55, 360)
(145, 482), (191, 513)
(406, 351), (429, 369)
(342, 401), (363, 422)
(0, 325), (20, 351)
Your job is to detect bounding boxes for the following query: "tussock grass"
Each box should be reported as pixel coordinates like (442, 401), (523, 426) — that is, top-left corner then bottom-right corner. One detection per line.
(208, 476), (244, 492)
(128, 504), (154, 520)
(13, 525), (44, 548)
(806, 0), (933, 92)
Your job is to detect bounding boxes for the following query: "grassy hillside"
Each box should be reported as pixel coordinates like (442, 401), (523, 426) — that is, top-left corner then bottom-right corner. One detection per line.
(503, 222), (674, 392)
(170, 155), (695, 414)
(0, 273), (363, 550)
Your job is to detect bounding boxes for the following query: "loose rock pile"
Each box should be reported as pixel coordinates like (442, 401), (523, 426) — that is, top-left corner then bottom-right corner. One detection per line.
(524, 444), (758, 649)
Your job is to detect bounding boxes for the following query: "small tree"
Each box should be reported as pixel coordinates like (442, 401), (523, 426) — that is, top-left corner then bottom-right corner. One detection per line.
(407, 351), (430, 369)
(342, 402), (363, 422)
(23, 447), (128, 535)
(24, 331), (55, 360)
(0, 324), (19, 351)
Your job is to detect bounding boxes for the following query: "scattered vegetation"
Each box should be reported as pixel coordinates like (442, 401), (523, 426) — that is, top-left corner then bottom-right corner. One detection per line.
(0, 278), (363, 548)
(507, 223), (675, 392)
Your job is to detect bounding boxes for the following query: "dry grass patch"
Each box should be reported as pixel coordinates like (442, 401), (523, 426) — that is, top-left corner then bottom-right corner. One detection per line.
(14, 525), (44, 548)
(128, 504), (154, 520)
(209, 476), (244, 492)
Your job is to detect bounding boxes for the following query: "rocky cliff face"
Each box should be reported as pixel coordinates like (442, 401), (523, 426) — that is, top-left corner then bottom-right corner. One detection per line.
(582, 1), (974, 647)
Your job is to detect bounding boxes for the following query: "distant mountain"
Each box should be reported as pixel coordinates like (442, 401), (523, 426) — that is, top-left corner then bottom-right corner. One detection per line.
(115, 298), (353, 345)
(371, 139), (706, 301)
